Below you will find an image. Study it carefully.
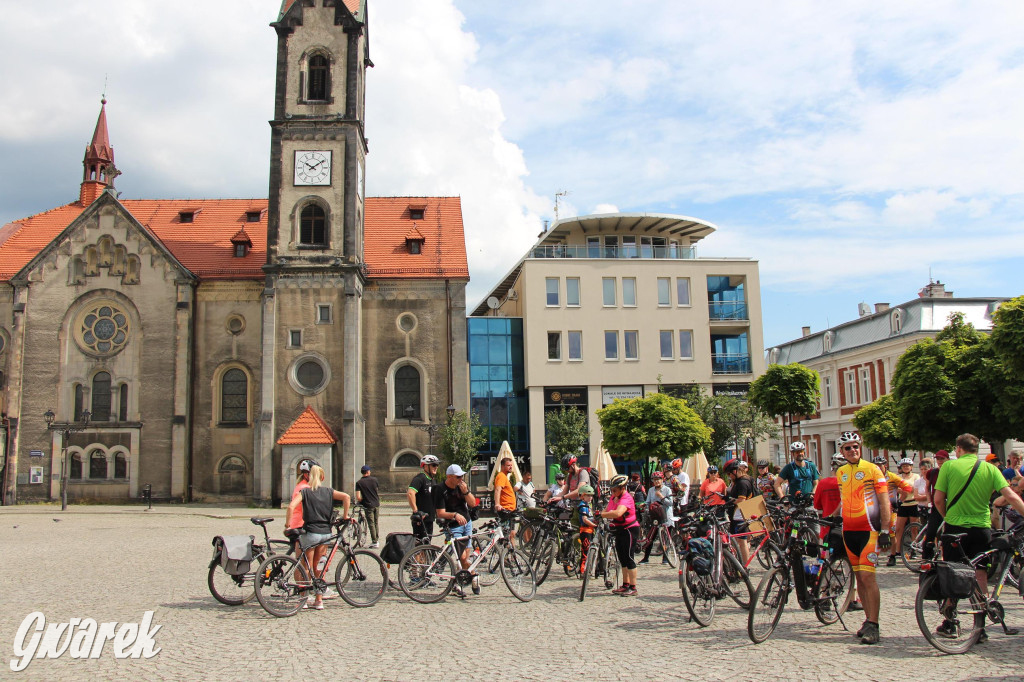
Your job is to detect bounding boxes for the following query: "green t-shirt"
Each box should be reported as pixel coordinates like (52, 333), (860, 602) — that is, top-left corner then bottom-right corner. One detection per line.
(934, 454), (1007, 528)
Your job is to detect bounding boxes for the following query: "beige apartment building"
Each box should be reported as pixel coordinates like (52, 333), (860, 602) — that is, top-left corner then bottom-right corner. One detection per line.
(766, 282), (1006, 469)
(471, 213), (764, 484)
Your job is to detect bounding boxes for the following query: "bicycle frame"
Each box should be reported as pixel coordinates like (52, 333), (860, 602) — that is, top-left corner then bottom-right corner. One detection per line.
(421, 522), (508, 580)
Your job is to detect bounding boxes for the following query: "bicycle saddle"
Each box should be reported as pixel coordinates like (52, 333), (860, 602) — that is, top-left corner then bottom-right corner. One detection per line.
(940, 532), (969, 544)
(250, 517), (274, 526)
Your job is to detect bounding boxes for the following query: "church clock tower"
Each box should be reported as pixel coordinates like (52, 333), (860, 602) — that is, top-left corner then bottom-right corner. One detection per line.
(256, 0), (371, 502)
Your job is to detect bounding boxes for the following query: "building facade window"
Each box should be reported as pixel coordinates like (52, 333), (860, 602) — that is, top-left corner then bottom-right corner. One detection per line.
(659, 330), (673, 359)
(221, 368), (248, 424)
(91, 372), (111, 421)
(823, 375), (833, 408)
(602, 278), (616, 306)
(70, 453), (83, 480)
(657, 278), (671, 306)
(566, 278), (580, 307)
(624, 330), (638, 360)
(118, 383), (129, 421)
(114, 452), (128, 479)
(307, 54), (330, 101)
(545, 278), (559, 306)
(74, 384), (85, 422)
(860, 367), (872, 404)
(395, 365), (421, 419)
(393, 450), (423, 468)
(823, 331), (834, 353)
(891, 308), (904, 334)
(316, 304), (333, 324)
(679, 330), (693, 359)
(844, 370), (858, 406)
(76, 303), (130, 357)
(621, 236), (637, 258)
(676, 278), (691, 306)
(568, 331), (582, 360)
(622, 278), (637, 307)
(604, 331), (619, 360)
(89, 450), (107, 479)
(288, 330), (302, 348)
(587, 236), (600, 257)
(299, 204), (327, 246)
(547, 332), (561, 360)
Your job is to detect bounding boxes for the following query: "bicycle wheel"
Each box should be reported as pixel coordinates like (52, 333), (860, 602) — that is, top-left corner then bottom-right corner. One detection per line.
(531, 537), (556, 586)
(680, 561), (716, 627)
(500, 548), (537, 602)
(602, 542), (621, 590)
(335, 549), (387, 607)
(660, 527), (679, 568)
(579, 547), (597, 601)
(814, 554), (853, 625)
(900, 522), (924, 573)
(208, 558), (258, 606)
(720, 549), (754, 609)
(748, 567), (789, 643)
(915, 574), (985, 654)
(564, 533), (583, 577)
(477, 545), (502, 587)
(755, 539), (784, 571)
(356, 518), (369, 548)
(340, 520), (361, 548)
(397, 545), (456, 604)
(254, 554), (306, 618)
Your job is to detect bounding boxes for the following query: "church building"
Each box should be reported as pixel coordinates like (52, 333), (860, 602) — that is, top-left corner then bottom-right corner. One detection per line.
(0, 0), (469, 505)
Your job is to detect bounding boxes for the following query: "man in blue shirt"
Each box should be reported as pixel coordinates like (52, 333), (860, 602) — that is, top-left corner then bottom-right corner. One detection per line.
(774, 441), (820, 499)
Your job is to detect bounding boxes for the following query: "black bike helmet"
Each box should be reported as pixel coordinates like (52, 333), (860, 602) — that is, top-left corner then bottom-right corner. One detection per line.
(560, 454), (578, 470)
(723, 458), (741, 475)
(757, 459), (770, 468)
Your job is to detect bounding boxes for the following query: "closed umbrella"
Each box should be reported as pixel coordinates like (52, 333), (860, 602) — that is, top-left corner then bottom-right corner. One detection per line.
(594, 441), (618, 482)
(488, 441), (523, 487)
(683, 450), (710, 484)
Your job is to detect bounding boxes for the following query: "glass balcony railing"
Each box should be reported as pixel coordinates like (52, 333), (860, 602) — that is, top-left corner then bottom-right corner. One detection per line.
(708, 301), (749, 320)
(530, 245), (696, 260)
(712, 354), (752, 374)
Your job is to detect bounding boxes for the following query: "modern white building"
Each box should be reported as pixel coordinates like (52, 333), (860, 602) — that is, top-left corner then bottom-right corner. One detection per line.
(766, 282), (1006, 469)
(471, 213), (765, 484)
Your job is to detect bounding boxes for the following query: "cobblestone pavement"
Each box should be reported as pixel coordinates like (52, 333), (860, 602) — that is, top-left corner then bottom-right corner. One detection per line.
(1, 505), (1022, 681)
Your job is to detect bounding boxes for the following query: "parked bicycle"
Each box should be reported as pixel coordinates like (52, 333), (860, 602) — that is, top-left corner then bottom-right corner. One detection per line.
(341, 504), (371, 548)
(254, 514), (388, 616)
(915, 524), (1024, 654)
(208, 516), (292, 606)
(677, 502), (754, 627)
(900, 518), (944, 573)
(521, 502), (583, 585)
(579, 519), (621, 601)
(747, 512), (853, 643)
(397, 512), (536, 602)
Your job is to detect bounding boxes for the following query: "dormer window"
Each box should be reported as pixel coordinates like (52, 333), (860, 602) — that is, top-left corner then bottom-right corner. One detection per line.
(179, 211), (195, 223)
(409, 208), (425, 221)
(235, 244), (248, 258)
(245, 211), (262, 223)
(404, 223), (425, 255)
(231, 228), (253, 258)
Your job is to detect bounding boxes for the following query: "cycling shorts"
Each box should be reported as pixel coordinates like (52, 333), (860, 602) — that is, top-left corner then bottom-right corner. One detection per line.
(896, 504), (919, 518)
(843, 530), (878, 573)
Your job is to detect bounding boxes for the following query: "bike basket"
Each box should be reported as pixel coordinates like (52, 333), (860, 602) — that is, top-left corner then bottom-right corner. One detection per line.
(688, 537), (714, 576)
(381, 532), (417, 565)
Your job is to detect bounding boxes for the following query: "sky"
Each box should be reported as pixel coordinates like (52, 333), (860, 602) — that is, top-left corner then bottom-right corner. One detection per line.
(1, 0), (1023, 347)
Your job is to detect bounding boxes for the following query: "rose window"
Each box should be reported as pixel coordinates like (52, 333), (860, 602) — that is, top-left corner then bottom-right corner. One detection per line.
(78, 304), (130, 355)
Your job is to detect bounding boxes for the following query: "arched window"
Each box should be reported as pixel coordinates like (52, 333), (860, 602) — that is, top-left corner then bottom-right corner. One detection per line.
(114, 452), (128, 479)
(890, 309), (904, 334)
(394, 365), (421, 420)
(70, 453), (83, 480)
(308, 55), (329, 101)
(299, 204), (327, 246)
(91, 372), (111, 421)
(89, 450), (107, 479)
(119, 383), (129, 421)
(393, 451), (422, 468)
(823, 331), (834, 353)
(219, 455), (247, 495)
(221, 369), (248, 424)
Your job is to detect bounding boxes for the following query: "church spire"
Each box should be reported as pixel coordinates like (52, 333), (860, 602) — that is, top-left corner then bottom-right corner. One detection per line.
(79, 98), (118, 206)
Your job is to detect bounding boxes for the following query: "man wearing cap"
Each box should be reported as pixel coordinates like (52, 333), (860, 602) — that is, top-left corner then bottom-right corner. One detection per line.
(434, 464), (479, 592)
(774, 441), (820, 500)
(355, 464), (381, 548)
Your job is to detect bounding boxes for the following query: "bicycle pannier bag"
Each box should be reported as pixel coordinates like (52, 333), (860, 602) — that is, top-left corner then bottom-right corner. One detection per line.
(215, 534), (255, 575)
(688, 537), (714, 576)
(936, 561), (975, 599)
(381, 532), (417, 564)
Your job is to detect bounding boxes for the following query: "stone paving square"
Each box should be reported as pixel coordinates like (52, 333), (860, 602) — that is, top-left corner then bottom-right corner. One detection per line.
(0, 505), (1021, 681)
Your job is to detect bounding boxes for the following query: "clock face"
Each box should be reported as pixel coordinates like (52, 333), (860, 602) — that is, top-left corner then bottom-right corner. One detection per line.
(294, 150), (332, 186)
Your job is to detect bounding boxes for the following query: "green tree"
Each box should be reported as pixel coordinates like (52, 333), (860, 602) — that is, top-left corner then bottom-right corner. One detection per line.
(437, 410), (486, 472)
(596, 392), (712, 462)
(990, 296), (1024, 375)
(544, 405), (589, 459)
(747, 363), (820, 444)
(686, 391), (779, 464)
(852, 393), (908, 453)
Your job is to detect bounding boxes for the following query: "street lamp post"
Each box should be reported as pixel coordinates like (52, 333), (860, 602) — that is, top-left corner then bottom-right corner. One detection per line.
(44, 408), (91, 512)
(404, 404), (456, 458)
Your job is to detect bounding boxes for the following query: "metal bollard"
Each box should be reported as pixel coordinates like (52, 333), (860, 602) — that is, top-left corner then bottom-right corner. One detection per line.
(142, 483), (152, 510)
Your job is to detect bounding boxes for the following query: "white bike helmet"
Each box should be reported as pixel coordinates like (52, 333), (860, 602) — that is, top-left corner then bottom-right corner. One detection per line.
(831, 452), (846, 468)
(836, 431), (861, 447)
(790, 441), (806, 452)
(898, 457), (914, 467)
(420, 454), (440, 466)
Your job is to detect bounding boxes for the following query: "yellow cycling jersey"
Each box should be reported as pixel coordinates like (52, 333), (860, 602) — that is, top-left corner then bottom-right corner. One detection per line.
(837, 458), (889, 532)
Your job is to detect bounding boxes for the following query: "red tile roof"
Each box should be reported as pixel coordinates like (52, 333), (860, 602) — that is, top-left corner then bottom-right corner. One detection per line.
(364, 197), (469, 280)
(0, 196), (468, 282)
(277, 406), (338, 445)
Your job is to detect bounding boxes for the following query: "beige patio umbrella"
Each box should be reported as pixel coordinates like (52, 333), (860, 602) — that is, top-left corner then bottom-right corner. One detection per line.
(683, 450), (710, 484)
(594, 441), (618, 482)
(487, 440), (524, 487)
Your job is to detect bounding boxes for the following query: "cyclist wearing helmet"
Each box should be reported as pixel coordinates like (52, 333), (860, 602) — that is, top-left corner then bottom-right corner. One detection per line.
(754, 459), (776, 499)
(408, 454), (441, 539)
(543, 471), (567, 504)
(700, 465), (727, 512)
(559, 454), (594, 502)
(639, 472), (674, 565)
(813, 453), (846, 519)
(669, 458), (691, 506)
(774, 441), (820, 500)
(596, 474), (641, 596)
(835, 431), (891, 644)
(724, 459), (755, 565)
(887, 457), (920, 566)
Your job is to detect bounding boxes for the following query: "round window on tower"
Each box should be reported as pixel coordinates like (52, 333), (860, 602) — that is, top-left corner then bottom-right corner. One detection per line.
(397, 313), (417, 334)
(226, 314), (245, 335)
(74, 302), (131, 357)
(287, 353), (331, 396)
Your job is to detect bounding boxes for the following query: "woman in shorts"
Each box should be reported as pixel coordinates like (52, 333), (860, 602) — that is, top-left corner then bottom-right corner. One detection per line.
(596, 474), (641, 596)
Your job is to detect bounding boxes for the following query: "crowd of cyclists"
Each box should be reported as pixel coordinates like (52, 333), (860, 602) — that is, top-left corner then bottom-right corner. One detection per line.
(267, 431), (1024, 648)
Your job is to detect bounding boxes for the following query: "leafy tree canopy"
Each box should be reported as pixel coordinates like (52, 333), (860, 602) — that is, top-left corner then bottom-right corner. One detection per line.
(748, 363), (820, 419)
(685, 390), (779, 463)
(544, 405), (589, 459)
(437, 410), (487, 472)
(991, 296), (1024, 376)
(597, 392), (712, 462)
(852, 393), (908, 452)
